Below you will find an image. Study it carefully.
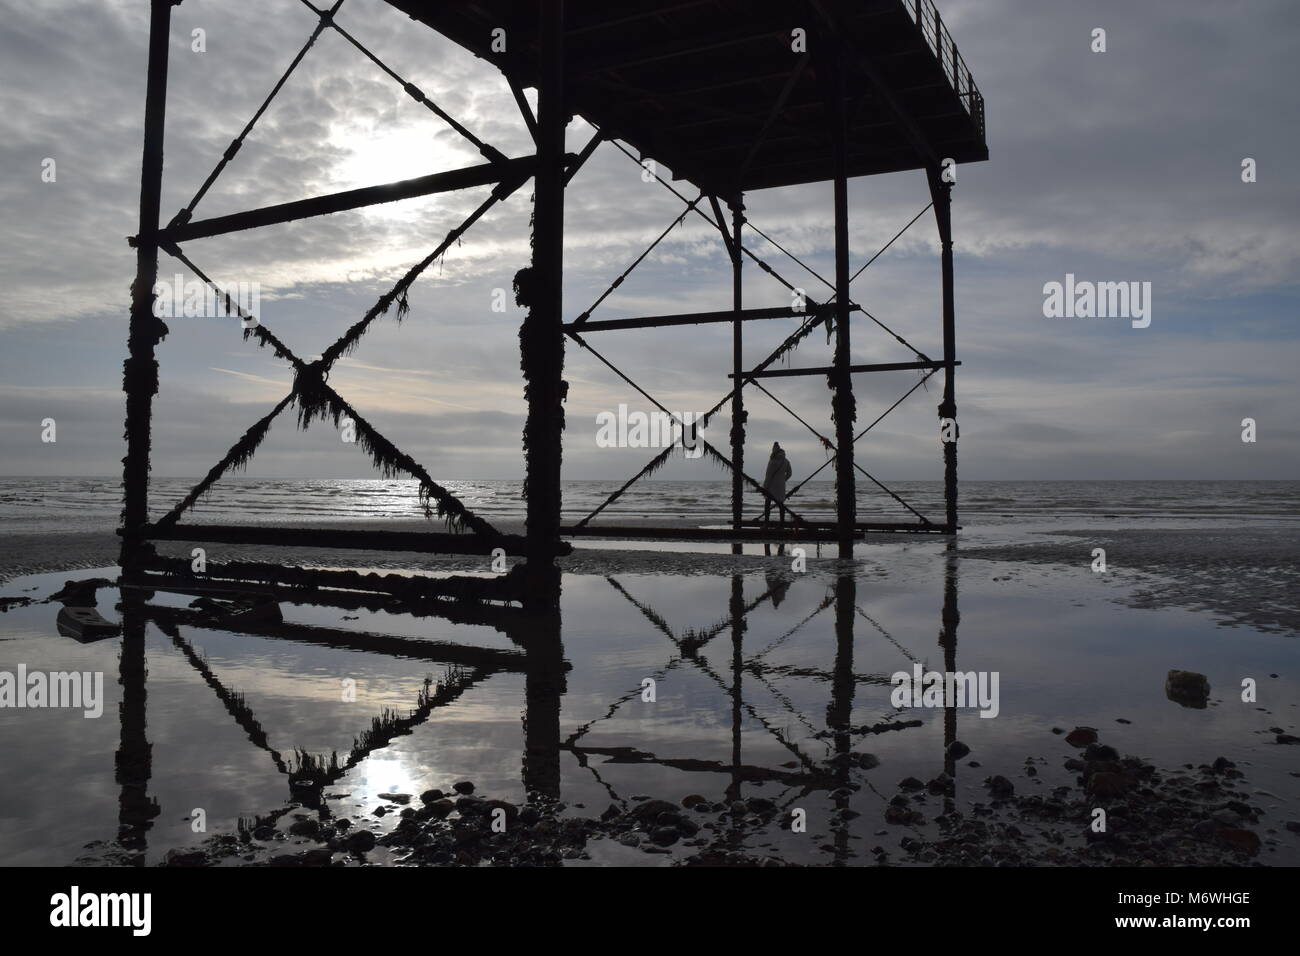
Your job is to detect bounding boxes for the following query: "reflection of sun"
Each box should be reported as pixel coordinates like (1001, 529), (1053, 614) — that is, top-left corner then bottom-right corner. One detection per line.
(363, 752), (418, 798)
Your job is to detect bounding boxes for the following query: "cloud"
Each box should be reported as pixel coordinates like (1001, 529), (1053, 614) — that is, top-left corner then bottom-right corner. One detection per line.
(0, 0), (1296, 481)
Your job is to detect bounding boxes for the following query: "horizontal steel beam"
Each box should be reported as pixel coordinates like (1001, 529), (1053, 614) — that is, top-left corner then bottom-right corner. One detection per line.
(567, 305), (838, 333)
(134, 155), (558, 245)
(729, 359), (959, 378)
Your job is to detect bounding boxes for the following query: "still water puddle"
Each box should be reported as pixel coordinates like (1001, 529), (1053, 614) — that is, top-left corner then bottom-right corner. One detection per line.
(0, 551), (1295, 866)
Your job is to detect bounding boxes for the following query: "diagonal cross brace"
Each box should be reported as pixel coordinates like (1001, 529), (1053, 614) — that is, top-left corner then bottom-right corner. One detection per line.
(751, 378), (933, 525)
(567, 330), (814, 530)
(154, 176), (529, 534)
(582, 174), (942, 521)
(172, 0), (347, 229)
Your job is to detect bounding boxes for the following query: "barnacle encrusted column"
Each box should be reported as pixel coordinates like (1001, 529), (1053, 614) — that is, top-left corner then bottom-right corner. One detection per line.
(928, 166), (958, 532)
(520, 0), (567, 608)
(729, 197), (746, 545)
(830, 52), (857, 560)
(120, 0), (176, 571)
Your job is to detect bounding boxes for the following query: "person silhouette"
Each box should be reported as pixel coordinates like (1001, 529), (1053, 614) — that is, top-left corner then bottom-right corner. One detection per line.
(761, 441), (793, 528)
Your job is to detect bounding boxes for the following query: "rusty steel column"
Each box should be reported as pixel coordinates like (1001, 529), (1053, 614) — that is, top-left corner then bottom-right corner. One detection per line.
(831, 55), (856, 559)
(928, 167), (958, 532)
(729, 196), (745, 547)
(120, 0), (176, 571)
(521, 0), (566, 607)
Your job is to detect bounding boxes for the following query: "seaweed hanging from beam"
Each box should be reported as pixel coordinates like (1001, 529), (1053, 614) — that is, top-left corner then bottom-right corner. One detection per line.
(154, 395), (294, 530)
(291, 369), (498, 537)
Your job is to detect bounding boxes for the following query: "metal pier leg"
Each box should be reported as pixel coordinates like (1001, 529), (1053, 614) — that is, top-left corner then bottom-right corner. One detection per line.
(928, 168), (958, 533)
(730, 196), (745, 552)
(522, 0), (567, 606)
(831, 57), (856, 559)
(120, 0), (175, 571)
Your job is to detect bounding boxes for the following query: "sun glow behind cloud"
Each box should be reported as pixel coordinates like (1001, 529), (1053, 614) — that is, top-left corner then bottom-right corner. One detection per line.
(327, 122), (474, 223)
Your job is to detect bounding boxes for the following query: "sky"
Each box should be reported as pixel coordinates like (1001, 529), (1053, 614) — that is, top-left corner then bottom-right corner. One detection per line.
(0, 0), (1296, 485)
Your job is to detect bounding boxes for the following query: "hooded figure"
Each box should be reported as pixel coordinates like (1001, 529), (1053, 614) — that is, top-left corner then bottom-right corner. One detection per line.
(762, 442), (793, 525)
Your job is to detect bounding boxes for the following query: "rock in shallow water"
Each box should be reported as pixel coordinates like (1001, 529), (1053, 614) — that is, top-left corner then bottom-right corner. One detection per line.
(650, 827), (680, 846)
(344, 830), (376, 853)
(985, 775), (1015, 798)
(1065, 727), (1098, 748)
(1165, 670), (1210, 709)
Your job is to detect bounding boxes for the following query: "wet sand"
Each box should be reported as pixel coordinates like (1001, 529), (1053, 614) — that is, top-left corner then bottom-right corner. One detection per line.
(4, 521), (1298, 637)
(962, 526), (1300, 637)
(3, 518), (1297, 867)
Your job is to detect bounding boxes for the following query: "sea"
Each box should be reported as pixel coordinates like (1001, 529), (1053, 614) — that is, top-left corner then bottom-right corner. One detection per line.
(2, 477), (1299, 533)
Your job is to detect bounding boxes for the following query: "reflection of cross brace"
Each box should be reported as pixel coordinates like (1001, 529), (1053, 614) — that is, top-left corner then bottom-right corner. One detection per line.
(566, 577), (853, 797)
(152, 614), (484, 808)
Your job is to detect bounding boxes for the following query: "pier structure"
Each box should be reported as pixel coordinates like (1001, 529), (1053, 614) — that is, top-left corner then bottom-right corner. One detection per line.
(121, 0), (987, 606)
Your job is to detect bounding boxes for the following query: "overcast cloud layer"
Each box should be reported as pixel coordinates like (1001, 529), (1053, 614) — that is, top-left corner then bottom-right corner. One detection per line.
(1, 0), (1296, 485)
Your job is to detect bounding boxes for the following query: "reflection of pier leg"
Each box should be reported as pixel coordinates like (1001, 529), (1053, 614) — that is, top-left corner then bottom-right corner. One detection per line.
(116, 593), (159, 853)
(940, 542), (961, 802)
(727, 574), (745, 802)
(827, 573), (856, 864)
(522, 609), (565, 802)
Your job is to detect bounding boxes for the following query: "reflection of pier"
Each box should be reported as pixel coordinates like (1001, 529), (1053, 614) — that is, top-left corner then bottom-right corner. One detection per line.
(96, 545), (959, 864)
(100, 560), (568, 855)
(559, 557), (961, 863)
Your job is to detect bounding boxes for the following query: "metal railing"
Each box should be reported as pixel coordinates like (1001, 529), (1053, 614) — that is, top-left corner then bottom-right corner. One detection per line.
(907, 0), (985, 138)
